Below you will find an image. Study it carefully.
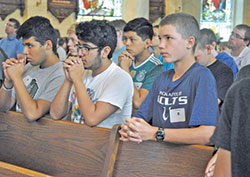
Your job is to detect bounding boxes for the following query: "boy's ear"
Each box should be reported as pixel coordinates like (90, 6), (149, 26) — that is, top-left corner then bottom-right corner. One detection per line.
(206, 44), (213, 54)
(145, 38), (152, 49)
(101, 46), (111, 58)
(244, 40), (249, 47)
(45, 40), (53, 50)
(186, 36), (195, 50)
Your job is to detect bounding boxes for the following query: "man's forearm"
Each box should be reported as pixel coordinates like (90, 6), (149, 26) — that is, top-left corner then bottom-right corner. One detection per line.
(0, 79), (15, 111)
(50, 79), (73, 119)
(0, 84), (14, 111)
(163, 126), (216, 145)
(12, 77), (44, 120)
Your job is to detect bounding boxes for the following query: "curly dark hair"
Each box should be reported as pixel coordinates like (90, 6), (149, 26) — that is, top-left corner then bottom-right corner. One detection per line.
(16, 16), (58, 55)
(76, 20), (117, 59)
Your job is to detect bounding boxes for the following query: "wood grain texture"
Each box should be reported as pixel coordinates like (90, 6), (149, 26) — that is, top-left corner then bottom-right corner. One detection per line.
(101, 125), (121, 177)
(0, 111), (111, 177)
(0, 161), (51, 177)
(112, 141), (213, 177)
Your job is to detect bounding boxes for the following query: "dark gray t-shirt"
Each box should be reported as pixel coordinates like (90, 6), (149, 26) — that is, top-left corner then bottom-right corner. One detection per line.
(12, 62), (65, 117)
(210, 78), (250, 177)
(208, 60), (233, 103)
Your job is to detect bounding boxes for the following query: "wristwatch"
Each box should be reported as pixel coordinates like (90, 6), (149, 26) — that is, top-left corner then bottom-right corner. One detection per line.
(155, 127), (165, 142)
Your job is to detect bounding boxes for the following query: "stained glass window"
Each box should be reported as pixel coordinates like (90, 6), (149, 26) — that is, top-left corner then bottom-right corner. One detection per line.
(77, 0), (123, 21)
(200, 0), (232, 42)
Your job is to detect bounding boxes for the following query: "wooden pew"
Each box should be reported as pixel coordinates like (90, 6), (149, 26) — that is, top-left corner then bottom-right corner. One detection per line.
(0, 161), (51, 177)
(0, 111), (213, 177)
(103, 126), (214, 177)
(0, 111), (111, 177)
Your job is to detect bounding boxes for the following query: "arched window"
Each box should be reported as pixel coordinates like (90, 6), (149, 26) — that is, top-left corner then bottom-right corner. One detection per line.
(200, 0), (232, 42)
(77, 0), (123, 21)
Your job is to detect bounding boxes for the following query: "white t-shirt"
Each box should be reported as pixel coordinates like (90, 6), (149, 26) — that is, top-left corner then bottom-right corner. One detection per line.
(69, 62), (134, 129)
(57, 46), (67, 61)
(233, 47), (250, 70)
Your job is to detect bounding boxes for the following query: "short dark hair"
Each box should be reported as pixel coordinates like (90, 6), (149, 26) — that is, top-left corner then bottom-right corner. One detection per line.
(16, 16), (58, 55)
(123, 17), (153, 40)
(109, 19), (126, 31)
(9, 18), (20, 29)
(58, 37), (66, 46)
(54, 29), (61, 39)
(76, 20), (117, 59)
(160, 13), (200, 53)
(235, 24), (250, 46)
(197, 28), (217, 50)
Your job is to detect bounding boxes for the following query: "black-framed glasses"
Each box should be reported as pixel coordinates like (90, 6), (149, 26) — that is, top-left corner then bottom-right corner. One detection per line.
(230, 32), (245, 40)
(75, 44), (99, 53)
(5, 23), (15, 28)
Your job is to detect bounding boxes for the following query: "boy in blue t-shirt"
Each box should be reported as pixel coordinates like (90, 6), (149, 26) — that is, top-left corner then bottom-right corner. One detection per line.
(119, 13), (218, 145)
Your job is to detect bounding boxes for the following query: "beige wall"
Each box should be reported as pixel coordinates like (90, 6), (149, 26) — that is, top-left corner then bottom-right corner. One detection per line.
(0, 0), (76, 37)
(243, 0), (250, 25)
(123, 0), (149, 22)
(0, 0), (149, 38)
(0, 0), (249, 37)
(165, 0), (201, 23)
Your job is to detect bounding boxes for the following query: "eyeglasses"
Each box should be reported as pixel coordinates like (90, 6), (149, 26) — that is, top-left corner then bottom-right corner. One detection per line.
(5, 23), (15, 28)
(75, 44), (99, 53)
(230, 32), (245, 40)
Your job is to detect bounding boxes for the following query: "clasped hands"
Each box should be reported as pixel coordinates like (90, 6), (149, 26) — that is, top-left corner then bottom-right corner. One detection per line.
(118, 51), (134, 71)
(63, 56), (85, 82)
(119, 117), (156, 143)
(2, 58), (26, 83)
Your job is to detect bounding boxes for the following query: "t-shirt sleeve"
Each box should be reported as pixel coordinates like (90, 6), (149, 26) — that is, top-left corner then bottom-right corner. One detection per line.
(98, 72), (134, 110)
(38, 71), (65, 103)
(189, 69), (218, 126)
(141, 65), (164, 91)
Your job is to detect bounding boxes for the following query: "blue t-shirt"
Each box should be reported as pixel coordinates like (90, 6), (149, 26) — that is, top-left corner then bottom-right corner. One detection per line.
(111, 46), (126, 65)
(0, 34), (24, 59)
(135, 62), (218, 128)
(216, 52), (238, 79)
(158, 55), (174, 71)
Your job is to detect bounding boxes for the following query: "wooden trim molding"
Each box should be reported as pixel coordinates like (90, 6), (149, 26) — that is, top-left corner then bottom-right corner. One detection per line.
(47, 0), (79, 23)
(0, 0), (25, 21)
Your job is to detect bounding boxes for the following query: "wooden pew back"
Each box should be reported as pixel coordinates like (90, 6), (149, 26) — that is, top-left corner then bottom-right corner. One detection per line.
(0, 111), (111, 177)
(103, 126), (214, 177)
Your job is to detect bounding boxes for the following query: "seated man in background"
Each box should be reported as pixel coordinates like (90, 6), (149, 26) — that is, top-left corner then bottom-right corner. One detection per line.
(228, 24), (250, 70)
(50, 20), (133, 129)
(0, 18), (24, 60)
(119, 17), (164, 114)
(119, 13), (218, 145)
(195, 28), (234, 110)
(0, 16), (65, 121)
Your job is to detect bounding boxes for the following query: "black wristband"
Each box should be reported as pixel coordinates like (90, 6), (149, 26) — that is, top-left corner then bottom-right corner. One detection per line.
(3, 82), (13, 91)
